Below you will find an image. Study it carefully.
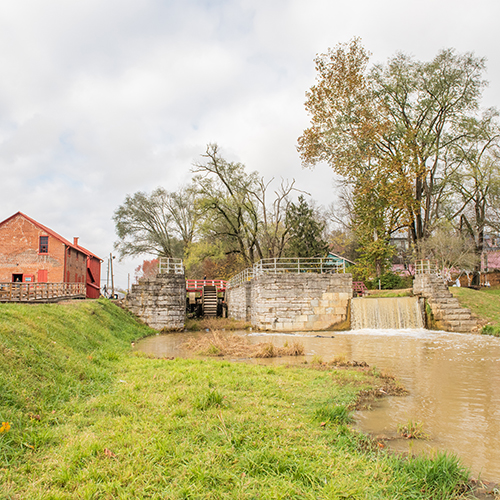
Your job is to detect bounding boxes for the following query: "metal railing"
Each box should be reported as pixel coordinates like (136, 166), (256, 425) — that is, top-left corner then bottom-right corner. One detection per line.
(253, 257), (345, 275)
(0, 282), (86, 302)
(227, 257), (346, 288)
(227, 268), (255, 288)
(158, 258), (184, 274)
(415, 259), (439, 275)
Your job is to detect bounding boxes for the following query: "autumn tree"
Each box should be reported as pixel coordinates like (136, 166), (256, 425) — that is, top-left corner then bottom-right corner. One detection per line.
(134, 259), (159, 282)
(298, 39), (489, 246)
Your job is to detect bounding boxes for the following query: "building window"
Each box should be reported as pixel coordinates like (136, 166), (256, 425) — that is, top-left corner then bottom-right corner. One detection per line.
(39, 236), (49, 254)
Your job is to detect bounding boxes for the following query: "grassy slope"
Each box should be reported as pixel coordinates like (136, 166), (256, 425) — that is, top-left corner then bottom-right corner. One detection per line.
(0, 299), (470, 499)
(451, 287), (500, 333)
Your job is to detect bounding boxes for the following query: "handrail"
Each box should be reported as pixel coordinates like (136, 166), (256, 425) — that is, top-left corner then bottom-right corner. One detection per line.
(415, 259), (438, 275)
(227, 268), (254, 288)
(157, 258), (184, 275)
(227, 257), (346, 288)
(186, 279), (227, 291)
(0, 282), (86, 302)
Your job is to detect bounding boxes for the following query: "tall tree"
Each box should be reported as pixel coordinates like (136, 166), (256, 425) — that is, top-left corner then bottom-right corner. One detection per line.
(298, 39), (488, 245)
(285, 195), (329, 258)
(113, 185), (198, 259)
(192, 144), (262, 266)
(192, 144), (299, 266)
(447, 110), (500, 280)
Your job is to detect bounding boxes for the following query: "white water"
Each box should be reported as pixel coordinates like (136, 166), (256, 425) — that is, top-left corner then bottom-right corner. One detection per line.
(351, 296), (424, 329)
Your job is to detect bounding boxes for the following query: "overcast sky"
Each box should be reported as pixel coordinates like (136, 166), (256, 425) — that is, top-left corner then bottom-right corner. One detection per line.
(1, 0), (499, 287)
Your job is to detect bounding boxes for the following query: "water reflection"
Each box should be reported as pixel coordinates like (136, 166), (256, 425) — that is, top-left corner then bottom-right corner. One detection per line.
(135, 328), (500, 481)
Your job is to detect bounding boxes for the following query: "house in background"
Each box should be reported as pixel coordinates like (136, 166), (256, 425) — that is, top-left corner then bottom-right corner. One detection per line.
(0, 212), (102, 299)
(326, 252), (356, 270)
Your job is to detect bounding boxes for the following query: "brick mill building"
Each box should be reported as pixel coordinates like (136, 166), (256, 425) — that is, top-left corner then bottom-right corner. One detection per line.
(0, 212), (102, 299)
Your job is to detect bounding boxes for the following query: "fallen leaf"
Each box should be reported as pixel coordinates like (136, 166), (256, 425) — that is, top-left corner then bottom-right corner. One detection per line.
(104, 448), (117, 459)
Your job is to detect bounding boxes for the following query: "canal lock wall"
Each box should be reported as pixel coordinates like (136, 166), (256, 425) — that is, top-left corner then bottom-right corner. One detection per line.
(126, 273), (186, 331)
(227, 273), (352, 331)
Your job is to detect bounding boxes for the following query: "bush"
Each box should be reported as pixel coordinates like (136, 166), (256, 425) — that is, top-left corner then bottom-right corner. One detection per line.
(368, 271), (412, 290)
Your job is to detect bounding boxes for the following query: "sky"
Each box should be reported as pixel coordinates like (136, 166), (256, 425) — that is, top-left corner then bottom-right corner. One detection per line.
(1, 0), (500, 288)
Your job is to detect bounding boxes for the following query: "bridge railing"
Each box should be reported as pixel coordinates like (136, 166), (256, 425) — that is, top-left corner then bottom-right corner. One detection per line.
(227, 257), (346, 288)
(186, 279), (227, 291)
(158, 258), (184, 275)
(0, 282), (86, 302)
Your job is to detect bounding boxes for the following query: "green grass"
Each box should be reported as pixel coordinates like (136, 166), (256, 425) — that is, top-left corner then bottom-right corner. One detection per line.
(0, 299), (472, 499)
(451, 287), (500, 335)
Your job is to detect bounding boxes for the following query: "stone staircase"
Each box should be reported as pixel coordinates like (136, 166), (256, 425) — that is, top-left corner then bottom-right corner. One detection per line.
(413, 274), (477, 332)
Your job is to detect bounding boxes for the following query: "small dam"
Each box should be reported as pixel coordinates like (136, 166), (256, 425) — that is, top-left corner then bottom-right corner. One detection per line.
(351, 296), (425, 329)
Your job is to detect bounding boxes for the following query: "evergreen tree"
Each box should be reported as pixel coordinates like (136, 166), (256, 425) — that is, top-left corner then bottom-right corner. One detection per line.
(285, 196), (329, 258)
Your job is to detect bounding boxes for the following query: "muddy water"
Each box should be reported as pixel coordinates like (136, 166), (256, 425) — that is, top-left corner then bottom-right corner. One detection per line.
(135, 328), (500, 481)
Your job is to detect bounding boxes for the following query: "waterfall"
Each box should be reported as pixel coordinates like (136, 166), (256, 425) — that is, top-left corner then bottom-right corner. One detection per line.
(351, 296), (424, 329)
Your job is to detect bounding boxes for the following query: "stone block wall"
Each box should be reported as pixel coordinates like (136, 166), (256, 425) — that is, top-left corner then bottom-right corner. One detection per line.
(226, 281), (252, 322)
(126, 273), (186, 331)
(228, 273), (352, 331)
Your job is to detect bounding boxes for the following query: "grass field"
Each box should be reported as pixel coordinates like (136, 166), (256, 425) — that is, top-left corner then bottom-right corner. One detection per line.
(451, 287), (500, 335)
(0, 299), (474, 498)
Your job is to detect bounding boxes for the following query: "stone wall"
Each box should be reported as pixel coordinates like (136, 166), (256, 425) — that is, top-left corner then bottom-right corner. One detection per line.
(226, 281), (252, 322)
(126, 273), (185, 331)
(413, 274), (477, 332)
(228, 273), (352, 331)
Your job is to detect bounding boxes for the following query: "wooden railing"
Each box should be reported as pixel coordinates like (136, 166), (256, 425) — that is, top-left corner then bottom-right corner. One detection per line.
(0, 282), (86, 302)
(186, 280), (227, 292)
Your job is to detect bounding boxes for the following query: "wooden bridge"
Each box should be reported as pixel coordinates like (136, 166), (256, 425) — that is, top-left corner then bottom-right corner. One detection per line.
(0, 282), (86, 302)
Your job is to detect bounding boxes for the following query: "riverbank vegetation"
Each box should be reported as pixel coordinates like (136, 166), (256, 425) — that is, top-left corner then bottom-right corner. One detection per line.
(0, 299), (476, 498)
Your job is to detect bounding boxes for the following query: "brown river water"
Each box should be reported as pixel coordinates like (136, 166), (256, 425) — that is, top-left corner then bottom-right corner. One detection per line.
(135, 328), (500, 482)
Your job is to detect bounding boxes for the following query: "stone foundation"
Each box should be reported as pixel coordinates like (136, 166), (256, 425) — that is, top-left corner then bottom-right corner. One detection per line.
(126, 273), (185, 331)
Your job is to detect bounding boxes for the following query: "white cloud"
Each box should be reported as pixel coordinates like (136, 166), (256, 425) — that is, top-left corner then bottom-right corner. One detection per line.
(1, 0), (500, 286)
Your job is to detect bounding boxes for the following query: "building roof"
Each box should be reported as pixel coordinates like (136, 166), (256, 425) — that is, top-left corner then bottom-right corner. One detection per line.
(0, 211), (102, 261)
(327, 252), (356, 266)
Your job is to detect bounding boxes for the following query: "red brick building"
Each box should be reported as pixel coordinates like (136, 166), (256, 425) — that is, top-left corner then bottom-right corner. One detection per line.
(0, 212), (102, 299)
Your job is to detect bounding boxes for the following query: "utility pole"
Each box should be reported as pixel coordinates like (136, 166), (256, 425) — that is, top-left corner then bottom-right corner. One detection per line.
(110, 252), (115, 299)
(127, 273), (130, 294)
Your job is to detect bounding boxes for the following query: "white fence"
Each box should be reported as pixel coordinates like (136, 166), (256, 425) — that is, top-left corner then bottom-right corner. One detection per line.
(228, 257), (346, 288)
(415, 259), (439, 275)
(157, 258), (184, 275)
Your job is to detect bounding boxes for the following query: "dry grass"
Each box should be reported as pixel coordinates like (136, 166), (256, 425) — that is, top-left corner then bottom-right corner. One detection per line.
(184, 317), (251, 331)
(184, 331), (305, 358)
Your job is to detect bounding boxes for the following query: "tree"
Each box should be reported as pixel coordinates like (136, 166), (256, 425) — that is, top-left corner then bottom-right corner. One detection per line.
(285, 195), (329, 258)
(417, 225), (479, 281)
(192, 144), (299, 266)
(134, 259), (159, 282)
(447, 110), (500, 281)
(298, 39), (488, 245)
(113, 185), (198, 259)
